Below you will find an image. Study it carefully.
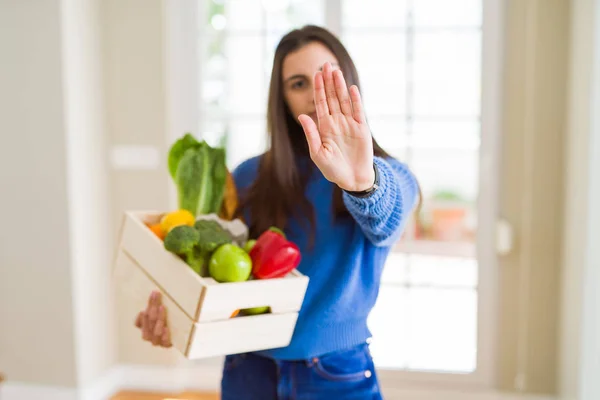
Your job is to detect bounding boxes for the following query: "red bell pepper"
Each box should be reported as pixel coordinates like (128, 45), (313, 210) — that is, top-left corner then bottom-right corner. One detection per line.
(249, 229), (301, 279)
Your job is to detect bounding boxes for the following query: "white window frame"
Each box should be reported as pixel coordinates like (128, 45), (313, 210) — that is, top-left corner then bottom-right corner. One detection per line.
(163, 0), (505, 391)
(351, 0), (504, 391)
(579, 0), (600, 396)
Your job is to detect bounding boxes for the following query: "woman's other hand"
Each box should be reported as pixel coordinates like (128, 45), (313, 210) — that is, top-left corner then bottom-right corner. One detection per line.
(135, 290), (172, 348)
(298, 62), (375, 192)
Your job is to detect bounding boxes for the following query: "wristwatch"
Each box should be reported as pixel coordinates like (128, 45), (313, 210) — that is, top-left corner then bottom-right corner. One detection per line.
(343, 163), (379, 198)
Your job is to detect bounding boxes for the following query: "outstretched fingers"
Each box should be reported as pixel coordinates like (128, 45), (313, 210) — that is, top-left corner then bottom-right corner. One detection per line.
(349, 85), (366, 124)
(298, 114), (322, 157)
(314, 71), (329, 119)
(322, 62), (341, 114)
(333, 69), (352, 116)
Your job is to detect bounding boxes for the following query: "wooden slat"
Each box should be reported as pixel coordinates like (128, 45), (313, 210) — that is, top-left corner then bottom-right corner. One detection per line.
(198, 274), (309, 322)
(119, 211), (205, 320)
(113, 250), (195, 355)
(119, 211), (309, 324)
(114, 210), (310, 359)
(187, 312), (298, 358)
(113, 248), (301, 359)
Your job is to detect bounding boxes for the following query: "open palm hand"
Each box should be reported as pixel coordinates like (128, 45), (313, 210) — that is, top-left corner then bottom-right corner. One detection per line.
(298, 62), (375, 192)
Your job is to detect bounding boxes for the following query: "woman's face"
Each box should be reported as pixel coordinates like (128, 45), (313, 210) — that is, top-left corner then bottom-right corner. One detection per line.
(281, 41), (340, 125)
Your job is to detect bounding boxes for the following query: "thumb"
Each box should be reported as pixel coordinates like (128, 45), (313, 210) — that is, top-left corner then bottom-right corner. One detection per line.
(298, 114), (321, 156)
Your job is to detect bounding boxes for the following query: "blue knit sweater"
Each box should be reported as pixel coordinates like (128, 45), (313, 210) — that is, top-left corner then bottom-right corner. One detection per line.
(232, 155), (419, 360)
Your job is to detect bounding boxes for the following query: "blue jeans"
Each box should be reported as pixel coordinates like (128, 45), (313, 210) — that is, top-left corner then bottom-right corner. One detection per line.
(220, 343), (383, 399)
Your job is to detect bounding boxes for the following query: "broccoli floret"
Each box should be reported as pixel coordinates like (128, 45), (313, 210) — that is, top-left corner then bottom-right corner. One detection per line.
(193, 219), (221, 230)
(185, 245), (211, 277)
(194, 219), (234, 252)
(164, 225), (205, 275)
(164, 225), (200, 254)
(164, 221), (234, 277)
(164, 225), (213, 276)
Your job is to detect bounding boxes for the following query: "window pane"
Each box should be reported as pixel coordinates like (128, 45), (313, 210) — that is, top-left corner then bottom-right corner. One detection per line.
(413, 0), (482, 28)
(203, 34), (227, 79)
(342, 0), (407, 29)
(226, 118), (268, 168)
(225, 35), (268, 115)
(412, 32), (481, 117)
(343, 33), (406, 116)
(381, 253), (409, 284)
(201, 77), (227, 114)
(407, 254), (478, 287)
(406, 288), (477, 372)
(198, 117), (267, 168)
(410, 119), (480, 150)
(226, 0), (264, 31)
(369, 286), (477, 372)
(368, 117), (408, 154)
(200, 34), (227, 113)
(264, 0), (325, 33)
(204, 0), (325, 33)
(199, 119), (228, 148)
(202, 0), (226, 30)
(410, 147), (478, 244)
(367, 287), (409, 369)
(265, 32), (285, 75)
(410, 147), (479, 203)
(417, 200), (478, 245)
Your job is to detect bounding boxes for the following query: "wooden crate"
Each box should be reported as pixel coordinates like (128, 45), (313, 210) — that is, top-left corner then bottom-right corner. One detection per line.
(112, 211), (309, 359)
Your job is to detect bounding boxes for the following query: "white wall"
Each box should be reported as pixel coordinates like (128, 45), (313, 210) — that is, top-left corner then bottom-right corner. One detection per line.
(1, 1), (210, 393)
(61, 0), (115, 390)
(0, 0), (79, 387)
(101, 0), (184, 367)
(560, 0), (600, 399)
(0, 0), (115, 393)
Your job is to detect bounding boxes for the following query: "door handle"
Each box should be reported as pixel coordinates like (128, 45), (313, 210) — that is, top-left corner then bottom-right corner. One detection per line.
(496, 219), (514, 255)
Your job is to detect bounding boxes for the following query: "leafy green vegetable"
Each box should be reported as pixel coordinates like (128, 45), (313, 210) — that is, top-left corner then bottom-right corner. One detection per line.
(163, 225), (202, 273)
(168, 133), (229, 217)
(195, 219), (234, 253)
(193, 219), (235, 276)
(175, 144), (211, 216)
(164, 220), (236, 277)
(186, 245), (210, 277)
(207, 146), (227, 217)
(168, 133), (201, 180)
(163, 225), (200, 254)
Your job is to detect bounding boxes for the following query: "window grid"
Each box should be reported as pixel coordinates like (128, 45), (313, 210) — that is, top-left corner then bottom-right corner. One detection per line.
(197, 0), (485, 378)
(337, 0), (480, 375)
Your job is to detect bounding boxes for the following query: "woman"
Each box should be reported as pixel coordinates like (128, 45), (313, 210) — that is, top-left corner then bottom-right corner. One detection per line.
(136, 25), (420, 399)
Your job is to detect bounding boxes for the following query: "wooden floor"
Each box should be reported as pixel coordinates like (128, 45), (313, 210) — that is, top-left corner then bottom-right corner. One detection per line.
(111, 390), (219, 400)
(0, 374), (216, 400)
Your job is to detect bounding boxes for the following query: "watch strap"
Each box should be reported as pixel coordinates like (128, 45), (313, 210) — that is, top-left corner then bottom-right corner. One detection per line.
(343, 163), (379, 198)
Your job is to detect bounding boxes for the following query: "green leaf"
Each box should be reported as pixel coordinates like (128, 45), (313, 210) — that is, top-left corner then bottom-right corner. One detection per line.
(168, 133), (201, 180)
(169, 134), (229, 217)
(175, 143), (211, 216)
(207, 146), (228, 215)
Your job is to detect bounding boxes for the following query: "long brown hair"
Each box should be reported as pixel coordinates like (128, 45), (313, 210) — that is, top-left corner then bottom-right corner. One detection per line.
(236, 25), (416, 240)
